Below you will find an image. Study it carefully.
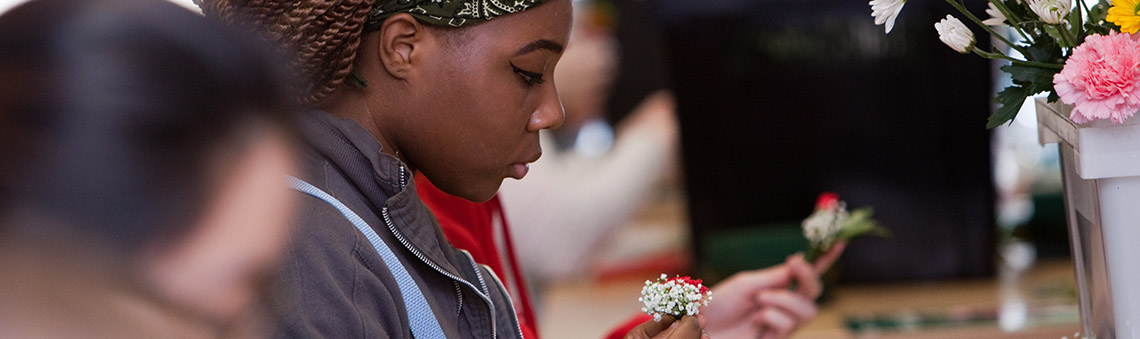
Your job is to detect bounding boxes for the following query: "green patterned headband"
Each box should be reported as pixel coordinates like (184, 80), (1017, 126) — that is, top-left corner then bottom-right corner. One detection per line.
(365, 0), (553, 29)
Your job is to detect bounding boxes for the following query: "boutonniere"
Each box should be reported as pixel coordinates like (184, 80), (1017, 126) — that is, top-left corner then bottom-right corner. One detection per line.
(639, 274), (713, 322)
(802, 192), (889, 262)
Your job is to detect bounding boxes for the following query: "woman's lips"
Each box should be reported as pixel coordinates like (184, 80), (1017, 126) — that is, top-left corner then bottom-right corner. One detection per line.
(510, 162), (531, 179)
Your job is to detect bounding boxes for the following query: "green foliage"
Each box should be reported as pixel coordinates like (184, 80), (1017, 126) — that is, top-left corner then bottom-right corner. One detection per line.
(1024, 34), (1062, 63)
(1003, 64), (1057, 94)
(835, 208), (891, 241)
(989, 85), (1030, 128)
(918, 0), (1117, 128)
(1042, 25), (1074, 48)
(1068, 4), (1084, 43)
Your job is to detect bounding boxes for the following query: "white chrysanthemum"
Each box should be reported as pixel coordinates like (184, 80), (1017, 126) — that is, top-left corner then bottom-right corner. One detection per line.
(802, 202), (848, 248)
(982, 2), (1008, 26)
(1028, 0), (1071, 25)
(870, 0), (907, 33)
(934, 15), (976, 53)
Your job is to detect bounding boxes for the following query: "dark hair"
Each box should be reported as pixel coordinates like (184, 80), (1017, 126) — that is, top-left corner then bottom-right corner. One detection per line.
(198, 0), (375, 105)
(0, 0), (296, 255)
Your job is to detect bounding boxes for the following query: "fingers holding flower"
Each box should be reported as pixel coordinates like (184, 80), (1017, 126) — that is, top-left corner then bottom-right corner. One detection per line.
(751, 306), (806, 339)
(625, 315), (708, 339)
(813, 240), (846, 274)
(786, 254), (823, 299)
(698, 259), (823, 338)
(756, 289), (819, 323)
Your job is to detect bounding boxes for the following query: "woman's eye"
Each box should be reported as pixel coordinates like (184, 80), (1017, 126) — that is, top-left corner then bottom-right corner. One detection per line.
(511, 63), (544, 86)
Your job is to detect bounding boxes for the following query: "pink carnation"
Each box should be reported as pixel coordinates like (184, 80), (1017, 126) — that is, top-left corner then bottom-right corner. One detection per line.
(1053, 32), (1140, 124)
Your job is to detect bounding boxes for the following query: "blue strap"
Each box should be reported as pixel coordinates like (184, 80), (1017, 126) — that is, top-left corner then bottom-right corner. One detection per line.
(288, 177), (446, 339)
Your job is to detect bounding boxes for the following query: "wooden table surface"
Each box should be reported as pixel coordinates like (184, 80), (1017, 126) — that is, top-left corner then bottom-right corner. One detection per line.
(538, 259), (1081, 339)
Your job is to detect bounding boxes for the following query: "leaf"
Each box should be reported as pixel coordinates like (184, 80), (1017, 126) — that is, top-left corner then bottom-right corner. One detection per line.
(1085, 22), (1114, 35)
(989, 85), (1030, 129)
(1087, 0), (1111, 23)
(1081, 0), (1117, 36)
(1003, 0), (1032, 25)
(1001, 64), (1055, 86)
(1042, 25), (1074, 48)
(1001, 64), (1058, 96)
(835, 208), (891, 241)
(1024, 34), (1062, 63)
(1068, 3), (1083, 42)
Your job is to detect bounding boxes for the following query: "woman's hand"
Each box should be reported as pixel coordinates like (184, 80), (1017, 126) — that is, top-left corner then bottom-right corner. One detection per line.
(700, 242), (846, 339)
(624, 315), (709, 339)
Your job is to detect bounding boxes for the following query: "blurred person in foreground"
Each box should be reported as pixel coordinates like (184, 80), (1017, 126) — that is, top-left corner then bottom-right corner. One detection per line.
(197, 0), (705, 337)
(0, 0), (297, 336)
(417, 1), (846, 338)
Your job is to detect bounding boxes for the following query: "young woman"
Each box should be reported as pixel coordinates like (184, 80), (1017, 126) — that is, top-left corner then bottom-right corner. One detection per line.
(418, 3), (845, 338)
(197, 0), (706, 337)
(0, 0), (296, 336)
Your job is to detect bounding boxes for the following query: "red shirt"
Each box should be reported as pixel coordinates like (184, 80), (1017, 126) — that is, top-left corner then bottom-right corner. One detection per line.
(417, 174), (647, 339)
(416, 174), (540, 339)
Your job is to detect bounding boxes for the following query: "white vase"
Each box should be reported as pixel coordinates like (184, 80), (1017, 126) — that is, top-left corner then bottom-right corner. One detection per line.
(1037, 97), (1140, 339)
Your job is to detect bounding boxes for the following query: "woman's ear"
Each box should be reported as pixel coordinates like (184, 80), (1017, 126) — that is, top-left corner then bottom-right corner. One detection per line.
(377, 13), (426, 79)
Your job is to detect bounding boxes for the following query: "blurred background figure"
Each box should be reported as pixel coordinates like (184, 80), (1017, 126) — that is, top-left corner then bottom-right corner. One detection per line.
(0, 0), (297, 336)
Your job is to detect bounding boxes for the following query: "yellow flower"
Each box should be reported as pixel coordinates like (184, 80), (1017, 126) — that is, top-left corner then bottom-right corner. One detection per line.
(1108, 0), (1140, 34)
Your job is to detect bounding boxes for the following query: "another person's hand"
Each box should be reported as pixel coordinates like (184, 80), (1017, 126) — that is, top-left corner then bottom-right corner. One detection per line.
(700, 242), (846, 339)
(624, 315), (709, 339)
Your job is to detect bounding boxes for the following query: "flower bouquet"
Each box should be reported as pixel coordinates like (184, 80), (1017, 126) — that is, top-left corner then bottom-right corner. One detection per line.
(639, 274), (713, 322)
(801, 192), (889, 263)
(871, 0), (1139, 127)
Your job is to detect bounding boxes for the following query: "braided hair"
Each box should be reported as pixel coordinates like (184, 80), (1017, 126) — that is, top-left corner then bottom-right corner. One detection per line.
(197, 0), (374, 105)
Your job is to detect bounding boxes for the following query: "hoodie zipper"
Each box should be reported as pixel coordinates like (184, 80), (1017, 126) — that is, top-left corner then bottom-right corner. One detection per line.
(381, 165), (498, 337)
(382, 206), (497, 338)
(482, 263), (527, 339)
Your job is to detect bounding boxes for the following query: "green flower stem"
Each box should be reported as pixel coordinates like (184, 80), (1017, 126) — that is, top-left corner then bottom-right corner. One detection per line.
(805, 246), (825, 263)
(946, 0), (1032, 57)
(1079, 0), (1091, 23)
(973, 49), (1065, 69)
(1057, 24), (1079, 47)
(988, 0), (1033, 42)
(1076, 0), (1086, 38)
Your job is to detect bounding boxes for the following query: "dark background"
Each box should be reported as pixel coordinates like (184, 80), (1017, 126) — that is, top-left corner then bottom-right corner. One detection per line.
(604, 0), (997, 283)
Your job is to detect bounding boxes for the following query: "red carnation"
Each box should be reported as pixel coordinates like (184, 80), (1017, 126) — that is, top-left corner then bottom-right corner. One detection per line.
(816, 192), (840, 211)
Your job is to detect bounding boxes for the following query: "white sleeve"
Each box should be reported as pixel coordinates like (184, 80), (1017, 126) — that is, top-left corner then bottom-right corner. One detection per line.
(499, 125), (675, 282)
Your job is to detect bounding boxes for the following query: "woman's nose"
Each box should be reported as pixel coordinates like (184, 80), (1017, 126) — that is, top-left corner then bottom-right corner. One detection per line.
(527, 82), (565, 132)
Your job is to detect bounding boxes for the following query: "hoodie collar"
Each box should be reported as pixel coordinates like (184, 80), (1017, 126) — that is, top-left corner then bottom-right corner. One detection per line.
(298, 110), (461, 274)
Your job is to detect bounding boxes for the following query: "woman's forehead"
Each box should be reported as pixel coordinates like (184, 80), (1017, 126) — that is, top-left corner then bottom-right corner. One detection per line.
(456, 0), (572, 53)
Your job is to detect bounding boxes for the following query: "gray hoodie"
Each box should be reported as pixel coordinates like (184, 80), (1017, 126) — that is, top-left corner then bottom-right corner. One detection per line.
(270, 110), (524, 338)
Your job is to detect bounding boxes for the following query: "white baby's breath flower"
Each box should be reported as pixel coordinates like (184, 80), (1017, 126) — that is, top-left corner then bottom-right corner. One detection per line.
(935, 15), (976, 53)
(1028, 0), (1071, 25)
(870, 0), (907, 33)
(982, 2), (1008, 26)
(802, 202), (849, 248)
(639, 275), (712, 321)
